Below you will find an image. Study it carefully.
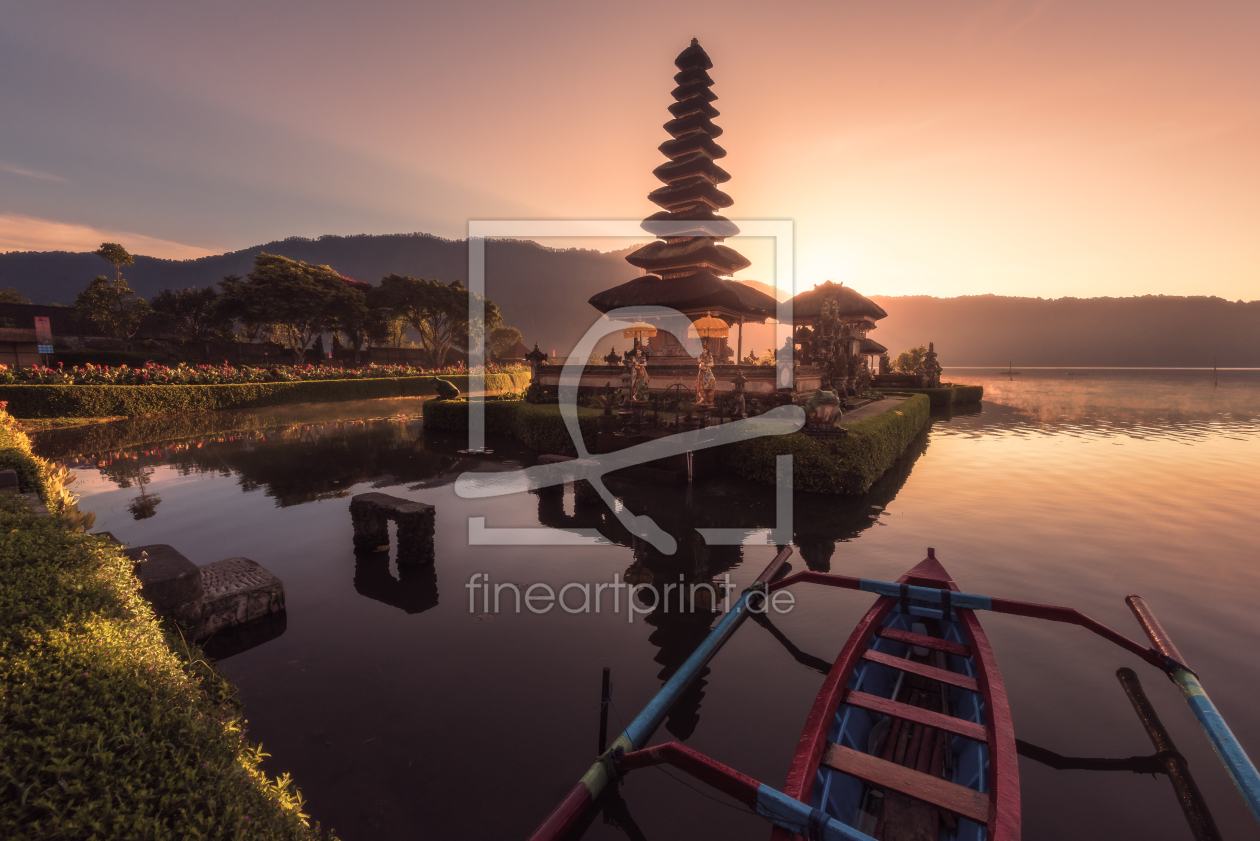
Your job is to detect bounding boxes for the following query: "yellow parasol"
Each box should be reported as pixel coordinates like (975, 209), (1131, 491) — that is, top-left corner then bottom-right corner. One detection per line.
(622, 321), (659, 340)
(687, 312), (730, 339)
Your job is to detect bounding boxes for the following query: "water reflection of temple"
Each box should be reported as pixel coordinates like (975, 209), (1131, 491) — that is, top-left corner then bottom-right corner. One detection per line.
(531, 423), (927, 738)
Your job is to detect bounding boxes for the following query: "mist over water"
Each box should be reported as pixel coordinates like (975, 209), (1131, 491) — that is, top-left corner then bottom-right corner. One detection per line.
(32, 369), (1260, 840)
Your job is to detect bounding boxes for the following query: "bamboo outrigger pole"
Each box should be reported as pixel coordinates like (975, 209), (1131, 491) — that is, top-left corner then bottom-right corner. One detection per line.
(531, 559), (1260, 837)
(1126, 596), (1260, 823)
(529, 546), (797, 841)
(764, 568), (1260, 827)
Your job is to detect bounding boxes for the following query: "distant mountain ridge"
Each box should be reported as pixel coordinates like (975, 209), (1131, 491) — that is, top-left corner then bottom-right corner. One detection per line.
(868, 293), (1260, 368)
(0, 233), (639, 354)
(3, 234), (1256, 365)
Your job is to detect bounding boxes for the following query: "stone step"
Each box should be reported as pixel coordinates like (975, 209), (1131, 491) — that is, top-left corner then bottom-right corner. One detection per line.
(121, 544), (287, 642)
(0, 468), (19, 494)
(123, 544), (205, 630)
(198, 556), (286, 639)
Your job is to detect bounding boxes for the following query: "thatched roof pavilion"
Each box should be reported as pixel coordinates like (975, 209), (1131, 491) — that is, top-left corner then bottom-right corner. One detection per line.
(786, 280), (888, 325)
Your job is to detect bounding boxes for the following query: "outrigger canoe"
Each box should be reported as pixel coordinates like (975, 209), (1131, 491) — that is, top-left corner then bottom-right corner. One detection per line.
(770, 549), (1018, 840)
(530, 547), (1260, 841)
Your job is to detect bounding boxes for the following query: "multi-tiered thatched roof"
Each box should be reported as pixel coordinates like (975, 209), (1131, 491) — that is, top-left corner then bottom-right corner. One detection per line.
(588, 39), (778, 324)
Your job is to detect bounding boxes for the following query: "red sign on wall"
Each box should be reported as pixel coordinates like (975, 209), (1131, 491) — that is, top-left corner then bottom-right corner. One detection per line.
(34, 316), (54, 354)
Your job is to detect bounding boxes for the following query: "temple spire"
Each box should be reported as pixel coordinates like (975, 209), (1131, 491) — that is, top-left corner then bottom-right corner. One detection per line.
(625, 39), (749, 279)
(587, 40), (777, 326)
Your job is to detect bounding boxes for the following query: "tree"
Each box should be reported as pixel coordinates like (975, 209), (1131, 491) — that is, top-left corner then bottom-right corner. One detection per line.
(216, 253), (363, 364)
(150, 287), (230, 340)
(93, 242), (135, 284)
(373, 274), (501, 368)
(74, 275), (150, 339)
(489, 325), (523, 360)
(0, 287), (30, 305)
(892, 345), (928, 374)
(215, 274), (269, 342)
(333, 277), (374, 364)
(369, 313), (413, 349)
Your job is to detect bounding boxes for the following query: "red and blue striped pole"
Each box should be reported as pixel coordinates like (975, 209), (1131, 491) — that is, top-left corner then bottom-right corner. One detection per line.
(1126, 595), (1260, 825)
(528, 546), (793, 841)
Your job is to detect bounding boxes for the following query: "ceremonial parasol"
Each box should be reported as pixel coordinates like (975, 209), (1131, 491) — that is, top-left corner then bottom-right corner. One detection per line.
(687, 311), (730, 339)
(622, 321), (658, 341)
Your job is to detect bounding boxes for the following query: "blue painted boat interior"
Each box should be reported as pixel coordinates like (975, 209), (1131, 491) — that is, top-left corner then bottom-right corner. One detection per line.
(813, 605), (990, 841)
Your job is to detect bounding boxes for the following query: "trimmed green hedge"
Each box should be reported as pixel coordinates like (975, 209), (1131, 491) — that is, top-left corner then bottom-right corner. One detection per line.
(0, 371), (531, 419)
(720, 394), (931, 494)
(0, 494), (328, 839)
(872, 384), (983, 408)
(422, 398), (600, 455)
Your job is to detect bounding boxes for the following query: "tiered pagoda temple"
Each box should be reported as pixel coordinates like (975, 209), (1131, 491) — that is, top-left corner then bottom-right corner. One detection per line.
(540, 39), (893, 406)
(588, 38), (778, 362)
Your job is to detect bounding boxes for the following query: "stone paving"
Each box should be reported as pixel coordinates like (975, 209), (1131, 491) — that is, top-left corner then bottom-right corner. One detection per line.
(839, 395), (912, 426)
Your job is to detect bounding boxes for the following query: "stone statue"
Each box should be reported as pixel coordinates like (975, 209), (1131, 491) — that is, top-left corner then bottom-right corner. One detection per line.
(694, 348), (716, 403)
(431, 378), (460, 400)
(922, 341), (943, 388)
(631, 349), (650, 401)
(524, 343), (549, 384)
(804, 389), (841, 432)
(732, 371), (748, 418)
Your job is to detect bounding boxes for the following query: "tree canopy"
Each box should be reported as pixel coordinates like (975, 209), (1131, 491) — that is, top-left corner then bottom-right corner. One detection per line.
(150, 287), (231, 340)
(74, 276), (150, 339)
(217, 253), (364, 363)
(892, 345), (928, 374)
(372, 274), (500, 368)
(489, 325), (523, 360)
(93, 242), (134, 284)
(332, 277), (375, 363)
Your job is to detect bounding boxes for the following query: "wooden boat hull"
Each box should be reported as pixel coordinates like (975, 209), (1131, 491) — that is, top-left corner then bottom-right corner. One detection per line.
(774, 552), (1020, 840)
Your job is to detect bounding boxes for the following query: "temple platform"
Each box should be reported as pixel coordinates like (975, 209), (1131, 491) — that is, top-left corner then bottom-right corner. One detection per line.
(536, 363), (820, 395)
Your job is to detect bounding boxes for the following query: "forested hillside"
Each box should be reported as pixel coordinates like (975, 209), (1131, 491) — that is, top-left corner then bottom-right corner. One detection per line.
(4, 236), (1256, 365)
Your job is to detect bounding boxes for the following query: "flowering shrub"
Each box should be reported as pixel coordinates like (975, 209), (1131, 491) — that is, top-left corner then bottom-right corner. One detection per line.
(0, 361), (527, 387)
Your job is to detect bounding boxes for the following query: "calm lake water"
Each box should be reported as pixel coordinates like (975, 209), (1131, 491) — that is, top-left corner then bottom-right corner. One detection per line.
(31, 368), (1260, 840)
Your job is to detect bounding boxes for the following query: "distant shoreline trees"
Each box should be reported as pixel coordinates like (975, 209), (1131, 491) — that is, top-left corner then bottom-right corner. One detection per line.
(59, 245), (521, 368)
(215, 253), (364, 364)
(74, 243), (150, 339)
(372, 274), (502, 368)
(892, 345), (928, 375)
(150, 287), (231, 340)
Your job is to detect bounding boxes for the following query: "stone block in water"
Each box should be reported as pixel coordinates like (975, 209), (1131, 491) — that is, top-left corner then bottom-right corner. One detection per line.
(198, 556), (286, 639)
(350, 492), (435, 564)
(124, 544), (204, 630)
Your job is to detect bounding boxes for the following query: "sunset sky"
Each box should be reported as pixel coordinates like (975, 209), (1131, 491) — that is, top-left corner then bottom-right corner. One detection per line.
(3, 0), (1258, 300)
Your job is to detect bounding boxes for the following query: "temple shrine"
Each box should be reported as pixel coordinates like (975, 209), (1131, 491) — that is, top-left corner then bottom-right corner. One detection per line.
(535, 39), (892, 422)
(587, 37), (777, 364)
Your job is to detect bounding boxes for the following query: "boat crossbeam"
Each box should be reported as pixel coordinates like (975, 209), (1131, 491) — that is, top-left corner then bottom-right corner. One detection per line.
(767, 556), (1260, 830)
(769, 568), (1166, 669)
(617, 741), (879, 841)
